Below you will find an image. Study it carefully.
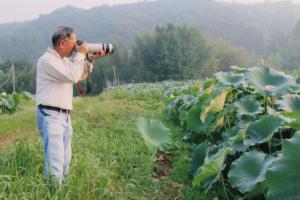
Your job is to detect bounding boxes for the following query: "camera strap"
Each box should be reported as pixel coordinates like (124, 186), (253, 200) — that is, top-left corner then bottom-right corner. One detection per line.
(77, 62), (92, 96)
(77, 81), (84, 96)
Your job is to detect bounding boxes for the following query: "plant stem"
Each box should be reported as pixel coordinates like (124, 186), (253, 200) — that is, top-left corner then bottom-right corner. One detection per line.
(220, 174), (229, 200)
(280, 130), (283, 147)
(264, 96), (269, 113)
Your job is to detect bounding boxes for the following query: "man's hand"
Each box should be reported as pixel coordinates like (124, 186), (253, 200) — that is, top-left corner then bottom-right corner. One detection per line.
(87, 50), (108, 62)
(76, 42), (89, 55)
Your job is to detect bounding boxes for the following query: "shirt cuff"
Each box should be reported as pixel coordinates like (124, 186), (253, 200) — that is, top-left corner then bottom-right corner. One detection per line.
(86, 62), (93, 72)
(74, 53), (86, 61)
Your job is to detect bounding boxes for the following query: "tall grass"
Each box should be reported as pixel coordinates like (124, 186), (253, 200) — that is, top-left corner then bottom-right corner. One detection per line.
(0, 90), (207, 199)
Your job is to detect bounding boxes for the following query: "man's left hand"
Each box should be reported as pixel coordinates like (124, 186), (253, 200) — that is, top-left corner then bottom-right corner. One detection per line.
(88, 50), (107, 62)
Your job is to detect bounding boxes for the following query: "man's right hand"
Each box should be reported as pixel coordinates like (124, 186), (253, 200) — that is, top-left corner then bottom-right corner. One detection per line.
(76, 42), (89, 55)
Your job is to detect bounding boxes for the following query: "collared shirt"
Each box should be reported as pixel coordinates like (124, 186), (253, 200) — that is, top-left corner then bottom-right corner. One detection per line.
(35, 47), (93, 110)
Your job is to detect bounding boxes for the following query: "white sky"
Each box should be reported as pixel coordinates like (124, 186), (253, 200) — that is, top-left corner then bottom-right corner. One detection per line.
(0, 0), (299, 24)
(218, 0), (300, 3)
(0, 0), (141, 24)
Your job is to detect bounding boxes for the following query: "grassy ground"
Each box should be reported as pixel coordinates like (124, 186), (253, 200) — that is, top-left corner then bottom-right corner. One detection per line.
(0, 90), (207, 200)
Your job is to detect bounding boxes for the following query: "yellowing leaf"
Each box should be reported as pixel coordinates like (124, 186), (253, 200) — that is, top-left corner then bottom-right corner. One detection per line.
(200, 89), (230, 123)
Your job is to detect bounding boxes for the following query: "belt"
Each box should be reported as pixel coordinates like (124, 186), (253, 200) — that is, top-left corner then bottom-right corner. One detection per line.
(38, 105), (71, 114)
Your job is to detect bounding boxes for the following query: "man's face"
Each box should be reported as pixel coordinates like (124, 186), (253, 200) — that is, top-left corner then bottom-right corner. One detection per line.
(62, 33), (77, 57)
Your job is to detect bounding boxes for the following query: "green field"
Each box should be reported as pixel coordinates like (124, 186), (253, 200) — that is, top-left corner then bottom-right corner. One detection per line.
(0, 90), (206, 200)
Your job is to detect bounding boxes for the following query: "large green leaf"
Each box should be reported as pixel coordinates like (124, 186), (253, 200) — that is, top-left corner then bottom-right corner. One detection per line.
(215, 71), (245, 87)
(136, 117), (172, 150)
(268, 108), (295, 124)
(200, 89), (230, 123)
(187, 103), (214, 133)
(190, 143), (208, 176)
(193, 147), (230, 189)
(277, 94), (300, 112)
(235, 96), (263, 116)
(223, 126), (247, 154)
(186, 89), (215, 133)
(245, 67), (296, 97)
(228, 151), (276, 194)
(266, 132), (300, 200)
(10, 92), (22, 109)
(278, 95), (300, 130)
(281, 111), (300, 130)
(245, 115), (283, 146)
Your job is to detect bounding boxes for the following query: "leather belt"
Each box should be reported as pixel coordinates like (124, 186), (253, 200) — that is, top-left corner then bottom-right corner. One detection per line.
(38, 104), (71, 114)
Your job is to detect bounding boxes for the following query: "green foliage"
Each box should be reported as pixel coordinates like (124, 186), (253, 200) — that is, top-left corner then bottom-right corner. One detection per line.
(190, 143), (208, 176)
(0, 0), (298, 67)
(281, 111), (300, 130)
(228, 151), (275, 194)
(244, 115), (283, 146)
(0, 91), (209, 199)
(266, 132), (300, 200)
(164, 66), (300, 199)
(234, 96), (264, 116)
(245, 66), (296, 97)
(0, 91), (32, 114)
(193, 147), (230, 189)
(89, 42), (130, 94)
(0, 21), (256, 95)
(223, 126), (247, 154)
(200, 89), (230, 123)
(278, 94), (300, 112)
(131, 24), (217, 81)
(136, 117), (172, 151)
(279, 95), (300, 130)
(0, 60), (36, 94)
(187, 103), (212, 134)
(215, 71), (245, 87)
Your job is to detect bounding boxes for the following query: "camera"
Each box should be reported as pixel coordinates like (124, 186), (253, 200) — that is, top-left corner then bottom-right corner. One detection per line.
(76, 40), (114, 54)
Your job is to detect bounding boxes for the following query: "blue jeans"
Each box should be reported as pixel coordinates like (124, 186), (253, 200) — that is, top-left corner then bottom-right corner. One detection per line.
(36, 107), (72, 184)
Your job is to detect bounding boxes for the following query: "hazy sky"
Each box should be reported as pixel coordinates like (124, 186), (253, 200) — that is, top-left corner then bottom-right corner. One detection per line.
(0, 0), (299, 24)
(0, 0), (141, 24)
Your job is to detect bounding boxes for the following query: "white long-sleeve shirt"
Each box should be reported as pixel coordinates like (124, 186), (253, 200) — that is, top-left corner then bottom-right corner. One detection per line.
(35, 47), (93, 110)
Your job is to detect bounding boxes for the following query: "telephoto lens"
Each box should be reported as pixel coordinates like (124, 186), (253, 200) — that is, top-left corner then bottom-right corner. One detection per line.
(87, 43), (114, 54)
(76, 40), (114, 54)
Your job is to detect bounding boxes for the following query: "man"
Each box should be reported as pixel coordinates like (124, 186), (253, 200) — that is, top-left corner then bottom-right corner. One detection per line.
(36, 26), (106, 184)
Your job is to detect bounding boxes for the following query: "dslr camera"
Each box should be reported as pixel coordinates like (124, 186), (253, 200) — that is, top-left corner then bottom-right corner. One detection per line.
(76, 40), (114, 54)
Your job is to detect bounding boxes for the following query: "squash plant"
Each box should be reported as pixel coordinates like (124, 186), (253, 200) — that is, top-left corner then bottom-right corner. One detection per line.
(165, 66), (300, 199)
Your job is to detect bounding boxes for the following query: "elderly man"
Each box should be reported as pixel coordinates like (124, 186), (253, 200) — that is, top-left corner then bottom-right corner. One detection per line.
(36, 26), (106, 184)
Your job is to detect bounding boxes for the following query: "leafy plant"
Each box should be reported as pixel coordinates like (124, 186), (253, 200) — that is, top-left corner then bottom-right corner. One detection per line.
(163, 66), (300, 199)
(245, 66), (296, 97)
(0, 91), (31, 114)
(266, 132), (300, 200)
(228, 151), (275, 194)
(136, 117), (172, 151)
(234, 96), (264, 116)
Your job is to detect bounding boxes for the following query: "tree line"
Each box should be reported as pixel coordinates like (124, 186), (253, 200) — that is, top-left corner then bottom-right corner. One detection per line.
(0, 24), (255, 95)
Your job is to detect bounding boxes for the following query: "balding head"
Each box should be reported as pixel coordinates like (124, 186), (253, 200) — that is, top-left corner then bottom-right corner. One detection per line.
(51, 26), (74, 47)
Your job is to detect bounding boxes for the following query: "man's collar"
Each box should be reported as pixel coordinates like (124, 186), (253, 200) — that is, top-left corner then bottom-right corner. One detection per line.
(47, 47), (63, 59)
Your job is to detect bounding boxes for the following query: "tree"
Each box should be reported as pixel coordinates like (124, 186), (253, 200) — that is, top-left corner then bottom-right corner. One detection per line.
(131, 24), (218, 81)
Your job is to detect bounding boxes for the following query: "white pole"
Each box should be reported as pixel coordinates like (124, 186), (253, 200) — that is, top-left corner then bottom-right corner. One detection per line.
(12, 61), (15, 93)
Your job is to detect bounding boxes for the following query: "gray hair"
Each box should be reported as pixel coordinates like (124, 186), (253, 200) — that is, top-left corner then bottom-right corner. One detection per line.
(51, 26), (74, 47)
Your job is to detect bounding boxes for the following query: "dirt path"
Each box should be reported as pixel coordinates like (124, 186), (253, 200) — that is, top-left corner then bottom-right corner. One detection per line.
(0, 128), (36, 148)
(0, 135), (15, 146)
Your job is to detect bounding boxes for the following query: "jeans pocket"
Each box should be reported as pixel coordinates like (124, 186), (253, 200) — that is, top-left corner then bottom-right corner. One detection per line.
(39, 108), (59, 118)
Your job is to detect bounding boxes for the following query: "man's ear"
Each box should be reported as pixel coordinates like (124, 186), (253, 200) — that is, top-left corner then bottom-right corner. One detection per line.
(59, 40), (66, 49)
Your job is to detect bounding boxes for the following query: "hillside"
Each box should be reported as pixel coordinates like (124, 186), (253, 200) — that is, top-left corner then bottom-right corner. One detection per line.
(0, 0), (300, 62)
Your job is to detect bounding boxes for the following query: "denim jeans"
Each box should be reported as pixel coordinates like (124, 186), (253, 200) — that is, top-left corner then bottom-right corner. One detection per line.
(36, 107), (72, 184)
